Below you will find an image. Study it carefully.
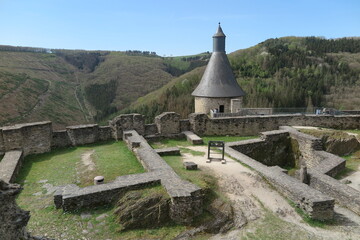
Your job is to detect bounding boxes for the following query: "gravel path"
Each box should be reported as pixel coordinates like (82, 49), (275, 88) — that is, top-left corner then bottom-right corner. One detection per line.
(182, 145), (360, 240)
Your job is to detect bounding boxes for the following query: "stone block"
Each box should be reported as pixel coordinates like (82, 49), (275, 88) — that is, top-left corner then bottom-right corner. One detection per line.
(183, 162), (198, 170)
(183, 131), (203, 145)
(155, 147), (181, 156)
(0, 150), (23, 183)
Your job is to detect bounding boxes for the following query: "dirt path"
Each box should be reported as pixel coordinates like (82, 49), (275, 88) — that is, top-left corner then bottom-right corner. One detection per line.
(182, 146), (360, 240)
(80, 150), (96, 171)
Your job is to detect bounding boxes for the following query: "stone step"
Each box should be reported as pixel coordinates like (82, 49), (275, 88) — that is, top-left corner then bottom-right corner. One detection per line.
(155, 147), (181, 156)
(183, 131), (203, 145)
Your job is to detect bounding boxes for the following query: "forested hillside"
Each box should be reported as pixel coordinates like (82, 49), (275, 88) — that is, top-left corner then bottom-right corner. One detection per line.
(1, 37), (360, 127)
(119, 37), (360, 122)
(0, 46), (209, 128)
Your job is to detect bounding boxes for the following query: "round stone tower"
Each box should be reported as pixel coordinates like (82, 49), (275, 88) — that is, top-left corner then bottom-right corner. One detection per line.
(192, 23), (245, 114)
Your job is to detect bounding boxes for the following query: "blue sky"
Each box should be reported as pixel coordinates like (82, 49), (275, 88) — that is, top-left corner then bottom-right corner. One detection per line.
(0, 0), (359, 56)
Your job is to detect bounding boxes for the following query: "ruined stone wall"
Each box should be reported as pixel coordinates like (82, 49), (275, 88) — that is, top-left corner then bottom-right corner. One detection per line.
(0, 129), (4, 154)
(308, 170), (360, 215)
(1, 122), (52, 156)
(51, 130), (72, 149)
(229, 130), (295, 167)
(280, 126), (323, 168)
(155, 112), (180, 135)
(0, 150), (23, 183)
(189, 113), (360, 137)
(226, 142), (335, 220)
(109, 114), (145, 140)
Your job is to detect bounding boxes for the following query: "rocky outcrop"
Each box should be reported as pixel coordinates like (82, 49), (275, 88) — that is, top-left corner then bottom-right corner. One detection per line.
(174, 198), (234, 239)
(114, 189), (171, 230)
(0, 179), (30, 240)
(324, 134), (360, 156)
(300, 129), (360, 156)
(0, 179), (53, 240)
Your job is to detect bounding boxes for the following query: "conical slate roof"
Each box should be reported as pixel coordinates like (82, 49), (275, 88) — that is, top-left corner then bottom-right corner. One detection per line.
(192, 25), (245, 98)
(213, 24), (226, 37)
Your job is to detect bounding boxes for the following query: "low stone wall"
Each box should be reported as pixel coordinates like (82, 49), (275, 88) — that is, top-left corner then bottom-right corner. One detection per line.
(279, 126), (360, 215)
(229, 130), (295, 167)
(308, 170), (360, 215)
(155, 112), (180, 135)
(59, 173), (161, 211)
(51, 130), (72, 149)
(280, 126), (324, 168)
(55, 129), (202, 224)
(180, 119), (190, 132)
(145, 124), (158, 136)
(1, 121), (52, 156)
(0, 130), (4, 154)
(0, 150), (23, 183)
(66, 124), (99, 146)
(226, 135), (335, 220)
(99, 126), (112, 141)
(52, 124), (113, 149)
(189, 113), (360, 137)
(109, 114), (145, 140)
(123, 130), (203, 223)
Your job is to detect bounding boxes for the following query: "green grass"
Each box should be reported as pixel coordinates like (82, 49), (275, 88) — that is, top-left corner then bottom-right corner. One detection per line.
(15, 141), (190, 239)
(239, 209), (322, 240)
(335, 150), (360, 179)
(16, 141), (144, 187)
(345, 129), (360, 135)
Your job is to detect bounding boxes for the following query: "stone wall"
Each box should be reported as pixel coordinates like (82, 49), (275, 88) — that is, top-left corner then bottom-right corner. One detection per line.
(226, 141), (334, 220)
(145, 124), (158, 136)
(51, 130), (72, 149)
(56, 129), (203, 224)
(308, 170), (360, 215)
(0, 130), (4, 154)
(280, 126), (323, 168)
(278, 126), (360, 215)
(99, 126), (112, 141)
(0, 150), (23, 183)
(189, 113), (360, 137)
(110, 114), (145, 140)
(59, 173), (161, 211)
(230, 130), (295, 167)
(155, 112), (180, 135)
(124, 130), (203, 223)
(66, 124), (99, 146)
(1, 122), (52, 156)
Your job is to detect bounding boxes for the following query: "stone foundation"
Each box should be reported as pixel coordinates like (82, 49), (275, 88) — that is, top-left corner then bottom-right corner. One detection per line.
(226, 131), (335, 220)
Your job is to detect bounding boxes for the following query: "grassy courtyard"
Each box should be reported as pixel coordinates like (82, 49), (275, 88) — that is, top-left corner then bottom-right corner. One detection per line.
(14, 135), (258, 239)
(15, 141), (187, 240)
